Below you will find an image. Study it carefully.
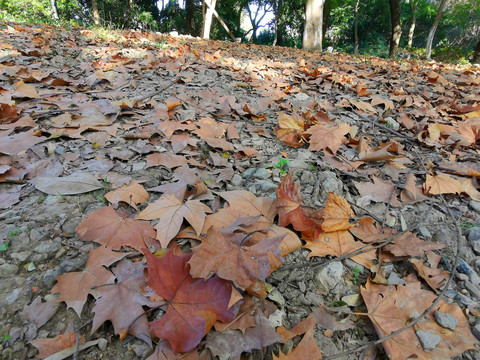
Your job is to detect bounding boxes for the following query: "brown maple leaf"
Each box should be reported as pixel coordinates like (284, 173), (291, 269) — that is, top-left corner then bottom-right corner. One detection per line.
(383, 232), (447, 258)
(304, 122), (350, 154)
(218, 190), (277, 222)
(51, 246), (127, 316)
(320, 192), (355, 232)
(104, 182), (149, 210)
(75, 206), (157, 250)
(361, 275), (478, 359)
(136, 193), (212, 248)
(410, 252), (449, 293)
(189, 226), (284, 290)
(144, 248), (236, 353)
(273, 325), (322, 360)
(30, 333), (85, 359)
(274, 112), (305, 148)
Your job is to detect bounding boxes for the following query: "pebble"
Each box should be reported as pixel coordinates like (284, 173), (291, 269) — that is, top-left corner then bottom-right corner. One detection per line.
(10, 251), (31, 262)
(468, 227), (480, 242)
(242, 168), (256, 178)
(473, 322), (480, 340)
(434, 311), (458, 330)
(34, 242), (61, 254)
(231, 174), (242, 186)
(469, 201), (480, 213)
(286, 159), (310, 170)
(5, 216), (21, 224)
(387, 272), (405, 285)
(0, 263), (19, 277)
(416, 330), (441, 351)
(254, 168), (270, 180)
(131, 340), (152, 358)
(342, 294), (363, 307)
(29, 229), (43, 242)
(417, 226), (432, 240)
(473, 240), (480, 255)
(132, 161), (146, 172)
(97, 338), (108, 351)
(267, 289), (286, 306)
(315, 262), (345, 291)
(62, 217), (82, 234)
(257, 180), (277, 192)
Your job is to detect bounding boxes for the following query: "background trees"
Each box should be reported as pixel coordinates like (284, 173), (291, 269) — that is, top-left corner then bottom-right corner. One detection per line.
(0, 0), (479, 63)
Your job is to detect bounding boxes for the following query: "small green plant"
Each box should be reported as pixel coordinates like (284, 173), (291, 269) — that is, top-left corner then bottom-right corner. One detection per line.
(352, 266), (361, 285)
(8, 230), (20, 237)
(274, 158), (289, 175)
(0, 334), (10, 342)
(460, 219), (478, 229)
(0, 242), (8, 251)
(308, 163), (318, 173)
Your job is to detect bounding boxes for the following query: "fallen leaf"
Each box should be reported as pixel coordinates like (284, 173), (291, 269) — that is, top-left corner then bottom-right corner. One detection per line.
(34, 172), (103, 195)
(273, 325), (322, 360)
(146, 152), (188, 169)
(305, 122), (351, 154)
(320, 192), (355, 232)
(51, 246), (127, 316)
(144, 248), (236, 353)
(104, 182), (149, 210)
(423, 174), (462, 195)
(30, 333), (85, 359)
(136, 193), (212, 248)
(0, 130), (46, 155)
(383, 232), (447, 257)
(75, 206), (157, 250)
(20, 297), (60, 328)
(410, 252), (449, 292)
(274, 113), (305, 148)
(218, 190), (277, 222)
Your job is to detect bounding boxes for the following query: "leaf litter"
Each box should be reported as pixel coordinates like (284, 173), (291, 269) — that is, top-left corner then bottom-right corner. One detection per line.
(0, 22), (479, 360)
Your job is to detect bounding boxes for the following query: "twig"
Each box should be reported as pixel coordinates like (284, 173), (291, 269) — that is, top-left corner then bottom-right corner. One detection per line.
(132, 76), (181, 104)
(72, 321), (80, 360)
(43, 339), (100, 360)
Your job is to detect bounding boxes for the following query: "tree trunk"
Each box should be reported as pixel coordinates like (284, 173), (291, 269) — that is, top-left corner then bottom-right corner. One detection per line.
(407, 0), (416, 47)
(303, 0), (325, 51)
(50, 0), (59, 20)
(186, 0), (195, 35)
(322, 0), (332, 42)
(473, 39), (480, 64)
(92, 0), (100, 26)
(202, 0), (217, 39)
(388, 0), (401, 58)
(129, 0), (133, 10)
(354, 0), (360, 54)
(425, 0), (449, 60)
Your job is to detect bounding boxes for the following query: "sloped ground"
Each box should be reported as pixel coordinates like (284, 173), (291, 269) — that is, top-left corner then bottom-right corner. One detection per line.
(1, 22), (480, 359)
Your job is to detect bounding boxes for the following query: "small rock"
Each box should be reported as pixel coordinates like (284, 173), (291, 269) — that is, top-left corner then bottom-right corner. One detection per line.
(257, 180), (277, 192)
(456, 273), (469, 281)
(434, 311), (458, 331)
(315, 262), (344, 291)
(304, 291), (323, 305)
(469, 201), (480, 213)
(254, 168), (270, 180)
(296, 149), (312, 161)
(342, 294), (363, 307)
(468, 227), (480, 242)
(5, 216), (21, 224)
(344, 259), (365, 274)
(416, 330), (441, 351)
(34, 242), (61, 254)
(298, 281), (306, 293)
(387, 272), (405, 285)
(132, 161), (146, 172)
(5, 288), (21, 305)
(247, 184), (257, 194)
(97, 338), (108, 351)
(10, 251), (31, 262)
(0, 263), (19, 277)
(231, 174), (242, 186)
(417, 226), (432, 240)
(473, 323), (480, 340)
(286, 159), (310, 171)
(267, 289), (286, 306)
(29, 229), (43, 242)
(131, 340), (152, 358)
(384, 117), (400, 131)
(62, 217), (82, 234)
(472, 240), (480, 255)
(242, 168), (256, 178)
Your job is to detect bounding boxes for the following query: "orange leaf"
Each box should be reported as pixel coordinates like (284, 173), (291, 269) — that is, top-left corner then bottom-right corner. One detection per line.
(30, 333), (85, 358)
(320, 192), (355, 232)
(423, 174), (462, 195)
(104, 182), (149, 210)
(305, 122), (351, 154)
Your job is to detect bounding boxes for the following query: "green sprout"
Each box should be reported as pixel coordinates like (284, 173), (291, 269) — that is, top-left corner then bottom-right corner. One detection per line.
(8, 230), (20, 237)
(352, 266), (361, 285)
(0, 334), (10, 342)
(0, 242), (8, 251)
(274, 158), (289, 175)
(308, 163), (318, 173)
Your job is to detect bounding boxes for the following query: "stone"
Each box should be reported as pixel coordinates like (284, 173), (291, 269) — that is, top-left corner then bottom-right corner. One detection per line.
(132, 161), (146, 172)
(267, 289), (286, 306)
(254, 168), (270, 180)
(257, 180), (277, 192)
(62, 217), (82, 234)
(473, 240), (480, 255)
(384, 117), (400, 131)
(344, 259), (365, 274)
(0, 263), (19, 277)
(131, 340), (152, 358)
(231, 174), (242, 186)
(315, 261), (345, 291)
(416, 330), (441, 351)
(97, 338), (108, 351)
(296, 149), (312, 161)
(286, 159), (310, 171)
(242, 168), (256, 178)
(387, 272), (405, 285)
(434, 311), (458, 331)
(29, 229), (43, 242)
(417, 226), (432, 240)
(10, 251), (31, 262)
(469, 201), (480, 213)
(34, 242), (61, 254)
(342, 294), (363, 307)
(468, 227), (480, 242)
(473, 322), (480, 340)
(5, 216), (21, 224)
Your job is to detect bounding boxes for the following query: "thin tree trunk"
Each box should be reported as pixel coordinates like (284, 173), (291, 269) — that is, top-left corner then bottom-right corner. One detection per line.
(273, 0), (278, 45)
(425, 0), (449, 59)
(186, 0), (194, 35)
(129, 0), (133, 10)
(92, 0), (100, 26)
(407, 0), (416, 47)
(322, 0), (332, 42)
(388, 0), (402, 58)
(354, 0), (360, 54)
(50, 0), (59, 20)
(202, 0), (217, 39)
(473, 39), (480, 64)
(303, 0), (326, 51)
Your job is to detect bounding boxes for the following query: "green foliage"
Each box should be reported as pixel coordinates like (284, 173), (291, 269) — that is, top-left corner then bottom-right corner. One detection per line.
(0, 0), (83, 25)
(274, 158), (289, 175)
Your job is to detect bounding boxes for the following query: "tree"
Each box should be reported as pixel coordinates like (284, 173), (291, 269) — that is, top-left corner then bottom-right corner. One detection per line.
(354, 0), (360, 54)
(388, 0), (402, 58)
(407, 0), (417, 47)
(50, 0), (59, 20)
(473, 39), (480, 64)
(92, 0), (100, 26)
(244, 0), (273, 43)
(425, 0), (450, 59)
(186, 0), (195, 34)
(202, 0), (217, 39)
(303, 0), (326, 51)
